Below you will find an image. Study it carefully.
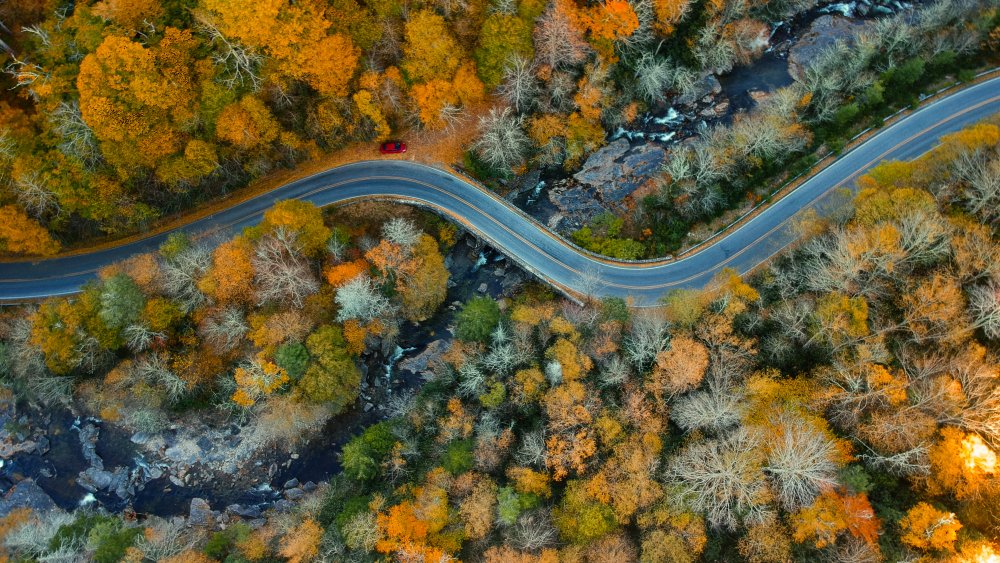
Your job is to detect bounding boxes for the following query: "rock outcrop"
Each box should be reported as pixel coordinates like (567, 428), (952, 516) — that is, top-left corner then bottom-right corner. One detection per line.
(0, 480), (57, 517)
(788, 15), (874, 81)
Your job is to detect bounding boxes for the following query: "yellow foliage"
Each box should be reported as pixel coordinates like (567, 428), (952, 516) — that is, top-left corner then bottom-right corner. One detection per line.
(900, 502), (962, 552)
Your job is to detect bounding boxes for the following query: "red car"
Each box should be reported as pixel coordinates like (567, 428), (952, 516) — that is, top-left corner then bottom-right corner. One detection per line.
(379, 140), (407, 154)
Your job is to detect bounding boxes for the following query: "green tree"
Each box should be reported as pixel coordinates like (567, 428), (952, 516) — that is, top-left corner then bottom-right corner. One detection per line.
(474, 14), (534, 89)
(300, 326), (361, 412)
(341, 421), (396, 481)
(99, 273), (146, 330)
(455, 297), (501, 342)
(275, 342), (309, 379)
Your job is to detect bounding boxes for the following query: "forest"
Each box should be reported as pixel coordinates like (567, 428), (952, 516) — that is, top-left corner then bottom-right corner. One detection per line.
(2, 0), (998, 257)
(2, 117), (1000, 560)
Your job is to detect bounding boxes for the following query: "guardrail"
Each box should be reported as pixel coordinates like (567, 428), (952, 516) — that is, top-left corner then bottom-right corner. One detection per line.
(672, 66), (1000, 259)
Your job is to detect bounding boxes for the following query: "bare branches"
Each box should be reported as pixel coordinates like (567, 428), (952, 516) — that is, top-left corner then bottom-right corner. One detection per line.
(13, 170), (59, 218)
(667, 426), (772, 530)
(195, 13), (263, 91)
(472, 107), (530, 172)
(335, 274), (396, 322)
(497, 55), (540, 115)
(764, 417), (840, 511)
(252, 228), (320, 307)
(50, 101), (100, 165)
(200, 306), (249, 353)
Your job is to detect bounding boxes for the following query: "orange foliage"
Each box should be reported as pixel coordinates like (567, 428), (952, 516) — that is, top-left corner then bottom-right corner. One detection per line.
(278, 518), (323, 563)
(342, 319), (367, 355)
(216, 96), (281, 151)
(325, 259), (369, 288)
(201, 236), (254, 304)
(899, 502), (962, 552)
(508, 466), (553, 498)
(791, 489), (880, 549)
(92, 0), (163, 30)
(0, 205), (60, 256)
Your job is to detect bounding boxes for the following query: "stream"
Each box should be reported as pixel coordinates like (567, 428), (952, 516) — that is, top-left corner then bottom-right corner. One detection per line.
(0, 0), (912, 521)
(0, 235), (520, 517)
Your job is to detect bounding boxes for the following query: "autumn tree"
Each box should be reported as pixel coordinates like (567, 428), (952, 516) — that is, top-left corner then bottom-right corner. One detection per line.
(899, 502), (962, 552)
(77, 30), (199, 176)
(0, 205), (59, 256)
(257, 200), (331, 257)
(790, 488), (880, 549)
(648, 335), (709, 400)
(300, 325), (361, 412)
(398, 234), (449, 322)
(200, 236), (254, 304)
(402, 10), (462, 83)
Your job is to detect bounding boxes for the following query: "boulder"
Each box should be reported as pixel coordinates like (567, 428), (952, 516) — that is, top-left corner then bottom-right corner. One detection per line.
(679, 73), (723, 105)
(546, 182), (608, 231)
(574, 140), (666, 205)
(788, 15), (873, 81)
(398, 340), (450, 378)
(188, 498), (215, 527)
(77, 467), (114, 492)
(0, 480), (57, 517)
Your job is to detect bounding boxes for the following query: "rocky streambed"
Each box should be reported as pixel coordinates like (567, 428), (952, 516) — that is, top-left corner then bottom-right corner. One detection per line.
(0, 233), (529, 521)
(521, 0), (904, 233)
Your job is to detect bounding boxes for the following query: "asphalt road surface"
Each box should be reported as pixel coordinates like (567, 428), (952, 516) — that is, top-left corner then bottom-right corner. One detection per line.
(3, 76), (1000, 305)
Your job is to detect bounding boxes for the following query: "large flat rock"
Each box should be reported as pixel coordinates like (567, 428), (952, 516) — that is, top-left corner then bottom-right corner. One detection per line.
(573, 139), (666, 204)
(788, 15), (873, 81)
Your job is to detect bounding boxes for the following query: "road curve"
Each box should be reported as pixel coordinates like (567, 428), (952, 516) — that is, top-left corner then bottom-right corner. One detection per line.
(3, 76), (1000, 305)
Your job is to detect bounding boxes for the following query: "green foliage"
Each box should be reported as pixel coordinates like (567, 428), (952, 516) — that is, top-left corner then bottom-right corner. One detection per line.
(474, 14), (534, 89)
(335, 495), (372, 533)
(479, 380), (506, 409)
(497, 486), (522, 524)
(300, 325), (361, 411)
(99, 273), (146, 330)
(341, 421), (396, 481)
(204, 522), (252, 560)
(275, 342), (310, 380)
(599, 297), (630, 324)
(441, 438), (475, 475)
(455, 297), (501, 342)
(553, 480), (618, 544)
(883, 58), (925, 105)
(49, 513), (120, 554)
(571, 213), (645, 260)
(88, 520), (143, 563)
(159, 232), (191, 260)
(839, 464), (873, 494)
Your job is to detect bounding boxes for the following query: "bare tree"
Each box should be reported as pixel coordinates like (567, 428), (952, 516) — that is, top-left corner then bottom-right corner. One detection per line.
(622, 309), (669, 370)
(668, 426), (773, 530)
(509, 510), (558, 551)
(382, 217), (422, 249)
(764, 416), (840, 511)
(200, 306), (249, 353)
(160, 242), (212, 312)
(635, 53), (673, 104)
(13, 170), (59, 218)
(952, 149), (1000, 224)
(498, 55), (540, 114)
(533, 2), (589, 70)
(49, 101), (100, 165)
(123, 323), (163, 353)
(472, 107), (530, 171)
(514, 428), (547, 467)
(253, 228), (320, 307)
(335, 274), (395, 322)
(672, 378), (744, 433)
(195, 13), (263, 91)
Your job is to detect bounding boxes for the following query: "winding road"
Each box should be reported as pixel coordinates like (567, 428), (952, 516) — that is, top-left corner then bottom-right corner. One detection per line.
(3, 76), (1000, 305)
